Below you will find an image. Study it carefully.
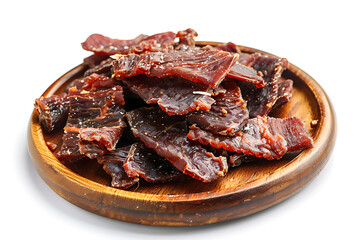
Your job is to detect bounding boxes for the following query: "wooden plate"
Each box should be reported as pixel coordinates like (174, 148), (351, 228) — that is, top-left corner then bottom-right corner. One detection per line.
(28, 42), (336, 226)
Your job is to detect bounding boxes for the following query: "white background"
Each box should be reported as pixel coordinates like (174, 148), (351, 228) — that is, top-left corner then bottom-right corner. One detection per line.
(1, 0), (359, 239)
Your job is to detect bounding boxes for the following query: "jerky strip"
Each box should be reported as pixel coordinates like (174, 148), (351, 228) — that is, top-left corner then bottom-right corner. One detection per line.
(126, 107), (228, 182)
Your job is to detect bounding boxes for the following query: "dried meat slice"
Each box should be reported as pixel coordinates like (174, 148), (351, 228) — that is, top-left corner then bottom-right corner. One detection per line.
(273, 79), (293, 109)
(121, 75), (215, 116)
(35, 94), (69, 133)
(203, 45), (265, 87)
(97, 145), (138, 189)
(113, 45), (238, 88)
(188, 116), (312, 160)
(81, 33), (148, 55)
(227, 62), (266, 88)
(126, 107), (228, 182)
(176, 28), (198, 46)
(187, 81), (249, 135)
(57, 86), (126, 162)
(124, 142), (183, 183)
(81, 31), (176, 55)
(237, 54), (288, 117)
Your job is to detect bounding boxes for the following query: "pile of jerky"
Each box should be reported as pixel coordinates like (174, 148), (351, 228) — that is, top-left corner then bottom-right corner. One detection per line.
(35, 29), (313, 189)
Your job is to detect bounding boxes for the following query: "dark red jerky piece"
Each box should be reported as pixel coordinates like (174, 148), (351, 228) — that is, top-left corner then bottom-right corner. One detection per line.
(57, 87), (126, 162)
(187, 81), (249, 135)
(83, 54), (109, 68)
(131, 31), (176, 53)
(227, 63), (266, 88)
(81, 33), (148, 55)
(97, 146), (138, 189)
(238, 55), (288, 117)
(176, 28), (198, 46)
(215, 42), (241, 54)
(84, 58), (113, 77)
(203, 45), (265, 87)
(35, 94), (69, 133)
(124, 142), (183, 183)
(121, 75), (215, 116)
(228, 154), (259, 167)
(188, 116), (312, 160)
(273, 79), (293, 109)
(126, 107), (228, 182)
(78, 127), (125, 159)
(265, 117), (313, 151)
(113, 45), (238, 88)
(81, 32), (176, 55)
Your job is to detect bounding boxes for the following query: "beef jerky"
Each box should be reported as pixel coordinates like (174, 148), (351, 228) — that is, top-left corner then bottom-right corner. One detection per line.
(113, 45), (238, 88)
(187, 81), (249, 135)
(124, 142), (183, 183)
(176, 28), (198, 46)
(35, 94), (69, 133)
(227, 62), (266, 87)
(80, 73), (116, 92)
(215, 42), (241, 54)
(238, 54), (288, 117)
(57, 86), (126, 162)
(188, 116), (312, 160)
(97, 145), (138, 189)
(273, 79), (293, 109)
(122, 75), (215, 116)
(81, 31), (176, 55)
(83, 54), (109, 68)
(203, 45), (265, 87)
(84, 58), (113, 77)
(126, 107), (228, 182)
(228, 154), (259, 167)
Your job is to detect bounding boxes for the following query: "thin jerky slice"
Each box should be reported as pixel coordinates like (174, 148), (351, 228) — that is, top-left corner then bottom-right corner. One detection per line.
(273, 79), (293, 109)
(203, 45), (265, 87)
(84, 58), (113, 77)
(124, 142), (183, 183)
(81, 31), (176, 55)
(187, 81), (249, 135)
(97, 145), (138, 189)
(238, 54), (288, 117)
(122, 75), (215, 115)
(176, 28), (198, 46)
(188, 116), (312, 160)
(227, 62), (266, 87)
(215, 42), (241, 54)
(57, 86), (126, 162)
(126, 107), (228, 182)
(113, 45), (238, 88)
(34, 94), (69, 133)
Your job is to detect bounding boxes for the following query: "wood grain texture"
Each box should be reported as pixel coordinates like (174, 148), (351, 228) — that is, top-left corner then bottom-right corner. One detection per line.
(28, 42), (336, 226)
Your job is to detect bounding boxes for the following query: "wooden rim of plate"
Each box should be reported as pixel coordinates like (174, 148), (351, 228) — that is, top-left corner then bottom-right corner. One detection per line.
(28, 42), (336, 226)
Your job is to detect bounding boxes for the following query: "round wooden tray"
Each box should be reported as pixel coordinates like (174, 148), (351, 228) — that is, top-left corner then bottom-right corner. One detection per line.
(28, 42), (336, 226)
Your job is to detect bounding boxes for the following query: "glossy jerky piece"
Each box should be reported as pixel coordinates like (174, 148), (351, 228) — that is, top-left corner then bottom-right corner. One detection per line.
(215, 42), (241, 54)
(227, 63), (266, 87)
(81, 33), (147, 55)
(84, 58), (113, 77)
(187, 81), (249, 135)
(273, 79), (293, 109)
(176, 28), (198, 46)
(80, 73), (116, 92)
(122, 75), (215, 115)
(238, 55), (288, 117)
(113, 45), (239, 88)
(265, 117), (313, 151)
(78, 127), (124, 159)
(126, 107), (228, 182)
(97, 145), (138, 189)
(124, 143), (183, 183)
(34, 94), (69, 133)
(57, 86), (126, 162)
(203, 45), (265, 87)
(83, 54), (109, 68)
(188, 116), (313, 160)
(81, 31), (176, 55)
